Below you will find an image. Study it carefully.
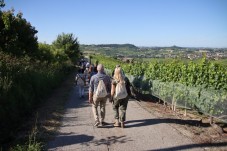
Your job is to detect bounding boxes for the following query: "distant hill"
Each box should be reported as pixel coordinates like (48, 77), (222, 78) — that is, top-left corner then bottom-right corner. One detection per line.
(80, 44), (139, 57)
(140, 45), (183, 49)
(169, 45), (183, 49)
(82, 44), (138, 49)
(97, 44), (138, 49)
(80, 44), (227, 58)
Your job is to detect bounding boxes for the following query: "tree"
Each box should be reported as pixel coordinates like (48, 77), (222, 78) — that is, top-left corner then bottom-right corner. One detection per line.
(37, 42), (53, 62)
(0, 0), (5, 9)
(0, 9), (38, 56)
(52, 33), (80, 63)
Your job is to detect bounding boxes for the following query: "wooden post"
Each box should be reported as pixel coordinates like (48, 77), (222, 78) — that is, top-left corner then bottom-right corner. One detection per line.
(172, 95), (175, 111)
(184, 101), (187, 116)
(174, 100), (177, 112)
(210, 116), (214, 125)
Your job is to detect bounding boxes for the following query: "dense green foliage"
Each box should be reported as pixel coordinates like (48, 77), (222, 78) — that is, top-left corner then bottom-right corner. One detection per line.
(0, 9), (38, 57)
(144, 58), (227, 90)
(10, 118), (42, 151)
(93, 55), (227, 90)
(92, 55), (227, 118)
(52, 33), (80, 63)
(37, 43), (53, 62)
(0, 6), (80, 146)
(0, 0), (5, 8)
(0, 52), (72, 123)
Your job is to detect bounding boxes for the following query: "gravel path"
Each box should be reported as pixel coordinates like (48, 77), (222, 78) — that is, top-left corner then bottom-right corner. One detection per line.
(47, 85), (204, 151)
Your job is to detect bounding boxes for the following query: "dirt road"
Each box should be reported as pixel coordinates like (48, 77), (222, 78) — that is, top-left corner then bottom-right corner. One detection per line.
(47, 84), (224, 151)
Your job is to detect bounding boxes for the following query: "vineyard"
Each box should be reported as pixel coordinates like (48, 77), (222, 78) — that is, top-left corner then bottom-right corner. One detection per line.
(91, 55), (227, 123)
(2, 1), (227, 150)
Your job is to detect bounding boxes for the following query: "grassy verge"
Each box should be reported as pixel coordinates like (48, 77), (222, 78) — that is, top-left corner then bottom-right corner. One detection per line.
(5, 71), (76, 151)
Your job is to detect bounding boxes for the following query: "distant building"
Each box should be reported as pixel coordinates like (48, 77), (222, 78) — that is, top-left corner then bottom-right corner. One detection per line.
(199, 50), (209, 53)
(122, 57), (134, 63)
(166, 49), (174, 53)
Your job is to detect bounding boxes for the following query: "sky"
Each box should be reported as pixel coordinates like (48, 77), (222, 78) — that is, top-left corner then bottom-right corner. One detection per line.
(2, 0), (227, 48)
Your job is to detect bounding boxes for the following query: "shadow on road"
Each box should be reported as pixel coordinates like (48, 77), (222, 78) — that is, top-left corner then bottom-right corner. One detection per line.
(92, 135), (133, 146)
(48, 133), (133, 149)
(48, 132), (94, 149)
(65, 85), (90, 109)
(126, 118), (210, 128)
(148, 142), (227, 151)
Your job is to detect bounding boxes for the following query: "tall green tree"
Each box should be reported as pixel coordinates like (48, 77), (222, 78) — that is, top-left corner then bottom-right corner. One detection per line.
(0, 0), (5, 9)
(52, 33), (80, 63)
(0, 9), (38, 56)
(37, 42), (53, 62)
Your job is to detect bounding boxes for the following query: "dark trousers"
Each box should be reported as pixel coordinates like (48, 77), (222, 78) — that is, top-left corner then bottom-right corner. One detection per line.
(112, 96), (129, 122)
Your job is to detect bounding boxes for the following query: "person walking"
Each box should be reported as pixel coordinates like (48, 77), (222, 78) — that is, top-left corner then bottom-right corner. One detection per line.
(89, 64), (111, 127)
(84, 65), (90, 86)
(75, 68), (85, 98)
(111, 66), (131, 128)
(93, 60), (99, 74)
(88, 64), (96, 80)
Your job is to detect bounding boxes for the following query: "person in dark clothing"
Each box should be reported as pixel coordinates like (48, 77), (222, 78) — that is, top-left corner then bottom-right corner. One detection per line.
(93, 60), (99, 74)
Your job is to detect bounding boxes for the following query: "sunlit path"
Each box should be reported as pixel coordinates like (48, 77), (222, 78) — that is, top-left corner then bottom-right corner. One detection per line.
(47, 85), (204, 151)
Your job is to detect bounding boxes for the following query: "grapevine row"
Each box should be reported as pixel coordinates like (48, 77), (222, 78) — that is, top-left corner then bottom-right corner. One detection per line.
(92, 55), (227, 91)
(91, 55), (227, 121)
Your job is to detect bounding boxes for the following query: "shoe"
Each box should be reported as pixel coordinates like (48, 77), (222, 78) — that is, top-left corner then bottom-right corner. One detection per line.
(113, 119), (120, 127)
(100, 121), (108, 126)
(94, 121), (100, 127)
(101, 121), (108, 125)
(121, 122), (125, 128)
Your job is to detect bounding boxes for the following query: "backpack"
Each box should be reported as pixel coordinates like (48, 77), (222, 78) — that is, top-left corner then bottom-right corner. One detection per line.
(114, 81), (128, 99)
(76, 74), (85, 86)
(95, 78), (107, 98)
